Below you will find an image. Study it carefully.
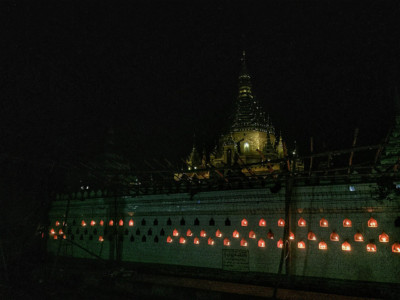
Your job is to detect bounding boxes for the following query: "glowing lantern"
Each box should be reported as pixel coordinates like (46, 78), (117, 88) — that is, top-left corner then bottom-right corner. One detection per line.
(320, 218), (328, 227)
(90, 220), (96, 226)
(259, 219), (266, 227)
(54, 235), (58, 240)
(99, 220), (104, 226)
(307, 232), (316, 241)
(240, 238), (248, 247)
(278, 219), (285, 227)
(200, 230), (207, 237)
(223, 238), (230, 246)
(166, 236), (173, 243)
(258, 239), (266, 248)
(63, 235), (66, 240)
(81, 220), (87, 227)
(108, 220), (114, 226)
(233, 230), (239, 238)
(298, 217), (306, 227)
(179, 237), (186, 244)
(50, 228), (55, 235)
(215, 229), (222, 238)
(55, 221), (60, 226)
(392, 242), (400, 253)
(241, 219), (248, 226)
(354, 232), (364, 242)
(330, 232), (339, 241)
(128, 219), (134, 227)
(298, 241), (306, 249)
(186, 229), (193, 237)
(277, 239), (283, 248)
(58, 229), (64, 235)
(342, 241), (351, 251)
(267, 230), (274, 240)
(289, 232), (295, 240)
(99, 236), (104, 242)
(367, 217), (378, 228)
(249, 230), (256, 239)
(173, 229), (179, 237)
(208, 237), (214, 245)
(366, 243), (376, 252)
(379, 232), (389, 243)
(319, 241), (327, 250)
(118, 219), (124, 226)
(194, 237), (200, 244)
(343, 219), (352, 227)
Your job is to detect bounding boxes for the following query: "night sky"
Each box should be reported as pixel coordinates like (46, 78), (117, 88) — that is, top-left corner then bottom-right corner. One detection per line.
(2, 1), (400, 172)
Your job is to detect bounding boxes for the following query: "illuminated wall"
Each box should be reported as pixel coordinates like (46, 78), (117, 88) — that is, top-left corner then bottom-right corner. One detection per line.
(48, 183), (400, 283)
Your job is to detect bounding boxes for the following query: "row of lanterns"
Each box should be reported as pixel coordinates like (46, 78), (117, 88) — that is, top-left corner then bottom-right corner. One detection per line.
(54, 217), (378, 229)
(165, 233), (400, 253)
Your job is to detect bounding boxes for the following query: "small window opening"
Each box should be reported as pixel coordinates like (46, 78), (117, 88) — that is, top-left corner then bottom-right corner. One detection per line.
(153, 219), (158, 226)
(141, 219), (146, 226)
(99, 220), (104, 226)
(379, 232), (389, 243)
(223, 238), (230, 246)
(240, 238), (248, 247)
(148, 228), (152, 236)
(119, 219), (124, 226)
(173, 229), (179, 236)
(136, 228), (141, 236)
(194, 237), (200, 244)
(166, 236), (172, 243)
(354, 232), (364, 242)
(167, 218), (172, 226)
(130, 235), (135, 242)
(249, 230), (256, 239)
(392, 242), (400, 253)
(320, 218), (328, 227)
(368, 217), (378, 228)
(129, 219), (134, 227)
(154, 236), (159, 243)
(277, 239), (283, 248)
(81, 220), (87, 227)
(208, 237), (215, 245)
(109, 220), (114, 226)
(241, 219), (248, 226)
(93, 229), (97, 235)
(342, 241), (351, 251)
(209, 218), (215, 226)
(330, 232), (339, 241)
(99, 236), (104, 242)
(289, 232), (295, 240)
(267, 230), (274, 239)
(180, 218), (185, 225)
(233, 230), (240, 238)
(225, 218), (231, 226)
(179, 237), (186, 244)
(84, 229), (88, 235)
(215, 229), (222, 238)
(298, 217), (306, 227)
(258, 239), (266, 248)
(259, 219), (266, 227)
(186, 229), (193, 237)
(308, 232), (316, 241)
(124, 229), (129, 235)
(160, 228), (165, 236)
(278, 219), (285, 227)
(319, 241), (327, 250)
(366, 243), (376, 252)
(55, 221), (60, 226)
(200, 230), (207, 237)
(194, 218), (200, 226)
(298, 241), (306, 249)
(90, 220), (96, 226)
(343, 219), (352, 227)
(142, 235), (146, 242)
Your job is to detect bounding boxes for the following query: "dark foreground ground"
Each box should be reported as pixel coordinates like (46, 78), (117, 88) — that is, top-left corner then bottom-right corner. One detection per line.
(0, 256), (398, 299)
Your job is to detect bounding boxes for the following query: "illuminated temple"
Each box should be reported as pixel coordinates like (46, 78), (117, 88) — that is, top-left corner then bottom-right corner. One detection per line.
(47, 53), (400, 297)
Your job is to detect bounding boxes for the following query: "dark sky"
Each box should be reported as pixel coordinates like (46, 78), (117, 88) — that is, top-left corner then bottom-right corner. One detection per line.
(2, 1), (400, 169)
